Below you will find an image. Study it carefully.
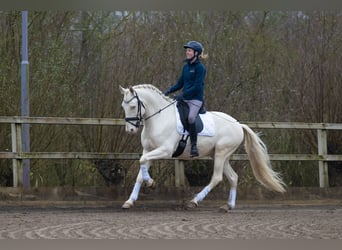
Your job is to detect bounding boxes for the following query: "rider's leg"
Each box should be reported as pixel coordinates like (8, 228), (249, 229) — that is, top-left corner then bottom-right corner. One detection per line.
(188, 123), (198, 157)
(186, 100), (202, 157)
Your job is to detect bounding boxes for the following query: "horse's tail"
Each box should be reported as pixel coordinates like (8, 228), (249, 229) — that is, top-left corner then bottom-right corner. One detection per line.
(241, 124), (286, 193)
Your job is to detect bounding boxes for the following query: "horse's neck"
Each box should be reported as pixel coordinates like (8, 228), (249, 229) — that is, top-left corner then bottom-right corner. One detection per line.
(145, 101), (175, 124)
(140, 90), (171, 118)
(141, 93), (175, 132)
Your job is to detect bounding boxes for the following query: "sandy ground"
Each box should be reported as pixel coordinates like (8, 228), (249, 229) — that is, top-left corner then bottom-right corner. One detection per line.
(0, 200), (341, 239)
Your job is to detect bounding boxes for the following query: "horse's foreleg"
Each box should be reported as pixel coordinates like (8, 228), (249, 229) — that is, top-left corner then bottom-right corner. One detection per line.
(140, 162), (155, 188)
(122, 171), (143, 209)
(139, 148), (171, 188)
(122, 161), (154, 209)
(223, 160), (238, 209)
(139, 146), (171, 165)
(122, 146), (173, 209)
(128, 147), (171, 200)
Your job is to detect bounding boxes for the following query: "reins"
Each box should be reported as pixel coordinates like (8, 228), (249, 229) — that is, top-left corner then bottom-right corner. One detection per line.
(144, 100), (176, 121)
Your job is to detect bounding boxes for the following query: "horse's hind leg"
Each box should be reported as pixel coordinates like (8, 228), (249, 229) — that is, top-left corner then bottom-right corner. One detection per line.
(188, 152), (225, 207)
(223, 160), (238, 209)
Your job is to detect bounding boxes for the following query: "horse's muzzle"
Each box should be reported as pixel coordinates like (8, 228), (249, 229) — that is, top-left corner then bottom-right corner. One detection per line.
(125, 124), (138, 134)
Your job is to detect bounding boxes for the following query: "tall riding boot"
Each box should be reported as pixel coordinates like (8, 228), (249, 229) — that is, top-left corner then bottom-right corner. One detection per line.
(188, 123), (199, 157)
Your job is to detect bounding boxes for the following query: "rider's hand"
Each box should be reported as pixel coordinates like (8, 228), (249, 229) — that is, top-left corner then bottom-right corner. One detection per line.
(164, 88), (172, 96)
(174, 94), (183, 102)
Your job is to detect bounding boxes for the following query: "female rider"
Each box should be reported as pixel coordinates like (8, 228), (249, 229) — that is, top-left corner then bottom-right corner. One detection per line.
(164, 41), (207, 157)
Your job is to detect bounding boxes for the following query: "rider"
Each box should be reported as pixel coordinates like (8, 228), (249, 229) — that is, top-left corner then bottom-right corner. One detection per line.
(164, 41), (207, 157)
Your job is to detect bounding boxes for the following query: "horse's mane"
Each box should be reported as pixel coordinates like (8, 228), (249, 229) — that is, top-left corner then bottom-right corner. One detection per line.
(132, 84), (173, 102)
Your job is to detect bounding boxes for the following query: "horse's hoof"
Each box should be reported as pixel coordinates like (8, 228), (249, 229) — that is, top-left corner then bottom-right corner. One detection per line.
(219, 204), (229, 213)
(146, 179), (156, 190)
(228, 202), (235, 210)
(186, 200), (198, 209)
(122, 201), (133, 209)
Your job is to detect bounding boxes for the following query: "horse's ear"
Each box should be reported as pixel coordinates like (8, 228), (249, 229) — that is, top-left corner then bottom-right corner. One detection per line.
(129, 86), (134, 94)
(119, 85), (127, 94)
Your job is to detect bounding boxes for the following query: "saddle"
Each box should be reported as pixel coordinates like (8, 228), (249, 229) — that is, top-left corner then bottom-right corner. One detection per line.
(172, 100), (206, 157)
(176, 100), (206, 133)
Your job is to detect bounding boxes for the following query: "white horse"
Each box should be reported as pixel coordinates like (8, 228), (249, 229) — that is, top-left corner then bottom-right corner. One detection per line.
(119, 84), (286, 209)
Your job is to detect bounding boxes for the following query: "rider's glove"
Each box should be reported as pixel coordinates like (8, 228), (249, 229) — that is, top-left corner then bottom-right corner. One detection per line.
(164, 88), (172, 96)
(174, 93), (184, 102)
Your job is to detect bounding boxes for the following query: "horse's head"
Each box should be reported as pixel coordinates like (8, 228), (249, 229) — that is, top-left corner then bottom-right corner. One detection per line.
(120, 86), (146, 134)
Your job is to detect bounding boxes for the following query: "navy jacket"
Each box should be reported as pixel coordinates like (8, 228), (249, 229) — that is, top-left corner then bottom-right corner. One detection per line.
(168, 59), (206, 101)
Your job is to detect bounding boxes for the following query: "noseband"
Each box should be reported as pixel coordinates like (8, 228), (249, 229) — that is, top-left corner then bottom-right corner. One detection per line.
(124, 91), (145, 128)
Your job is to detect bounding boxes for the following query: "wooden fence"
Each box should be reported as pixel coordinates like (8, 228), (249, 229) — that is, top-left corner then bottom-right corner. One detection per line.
(1, 116), (342, 188)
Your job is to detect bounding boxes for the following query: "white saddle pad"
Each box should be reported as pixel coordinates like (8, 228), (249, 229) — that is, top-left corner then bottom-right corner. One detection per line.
(175, 104), (215, 137)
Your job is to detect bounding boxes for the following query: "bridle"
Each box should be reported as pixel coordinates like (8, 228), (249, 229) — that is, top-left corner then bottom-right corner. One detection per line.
(123, 91), (145, 128)
(123, 90), (176, 128)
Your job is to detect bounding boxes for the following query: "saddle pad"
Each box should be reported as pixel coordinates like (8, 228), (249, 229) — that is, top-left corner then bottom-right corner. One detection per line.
(175, 103), (215, 137)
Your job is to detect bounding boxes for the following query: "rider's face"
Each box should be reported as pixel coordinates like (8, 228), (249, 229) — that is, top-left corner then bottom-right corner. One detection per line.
(185, 48), (195, 60)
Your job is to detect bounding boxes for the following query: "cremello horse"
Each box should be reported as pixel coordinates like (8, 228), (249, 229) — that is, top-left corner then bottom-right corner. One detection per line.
(120, 84), (286, 209)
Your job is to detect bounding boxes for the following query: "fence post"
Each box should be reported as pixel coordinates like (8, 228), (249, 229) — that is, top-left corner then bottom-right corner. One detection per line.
(11, 123), (18, 187)
(12, 123), (23, 187)
(317, 129), (329, 187)
(174, 160), (185, 187)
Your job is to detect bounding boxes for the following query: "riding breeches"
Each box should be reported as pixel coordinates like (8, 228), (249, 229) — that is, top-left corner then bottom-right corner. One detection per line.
(185, 100), (203, 124)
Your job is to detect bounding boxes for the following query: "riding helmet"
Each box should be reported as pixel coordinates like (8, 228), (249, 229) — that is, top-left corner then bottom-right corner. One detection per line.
(183, 41), (203, 55)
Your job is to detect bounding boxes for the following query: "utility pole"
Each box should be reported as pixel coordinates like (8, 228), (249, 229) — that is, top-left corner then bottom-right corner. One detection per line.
(21, 10), (30, 188)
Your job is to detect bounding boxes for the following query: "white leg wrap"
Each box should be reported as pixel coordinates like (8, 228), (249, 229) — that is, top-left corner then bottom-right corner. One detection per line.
(141, 164), (151, 182)
(195, 185), (211, 203)
(129, 182), (141, 202)
(228, 188), (237, 208)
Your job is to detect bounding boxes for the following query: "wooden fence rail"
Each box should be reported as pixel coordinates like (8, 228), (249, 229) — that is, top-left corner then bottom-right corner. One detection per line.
(1, 116), (342, 188)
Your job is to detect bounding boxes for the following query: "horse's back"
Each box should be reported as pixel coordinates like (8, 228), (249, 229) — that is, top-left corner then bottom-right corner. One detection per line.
(209, 111), (238, 123)
(208, 111), (244, 143)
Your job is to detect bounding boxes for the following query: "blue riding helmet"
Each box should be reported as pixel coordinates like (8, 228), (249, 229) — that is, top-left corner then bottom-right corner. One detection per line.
(183, 41), (203, 55)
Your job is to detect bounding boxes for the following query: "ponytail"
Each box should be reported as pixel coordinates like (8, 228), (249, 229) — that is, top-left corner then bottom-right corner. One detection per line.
(199, 49), (208, 60)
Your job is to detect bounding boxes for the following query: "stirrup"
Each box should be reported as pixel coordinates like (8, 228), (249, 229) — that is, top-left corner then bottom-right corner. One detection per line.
(190, 145), (199, 157)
